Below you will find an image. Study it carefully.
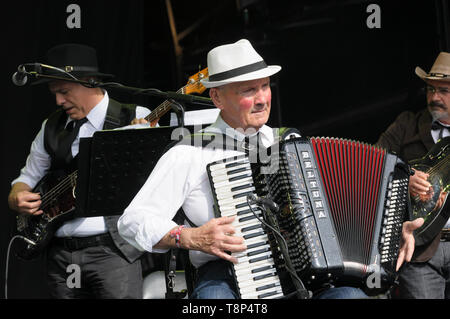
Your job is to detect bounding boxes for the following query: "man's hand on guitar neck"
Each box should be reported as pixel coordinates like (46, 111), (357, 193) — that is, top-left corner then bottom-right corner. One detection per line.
(131, 118), (159, 127)
(8, 182), (43, 215)
(131, 118), (149, 125)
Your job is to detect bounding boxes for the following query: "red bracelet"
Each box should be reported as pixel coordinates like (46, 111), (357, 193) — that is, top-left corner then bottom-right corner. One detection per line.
(169, 225), (185, 248)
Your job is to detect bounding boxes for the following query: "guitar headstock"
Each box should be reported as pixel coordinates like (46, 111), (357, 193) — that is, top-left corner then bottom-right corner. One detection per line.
(184, 68), (208, 95)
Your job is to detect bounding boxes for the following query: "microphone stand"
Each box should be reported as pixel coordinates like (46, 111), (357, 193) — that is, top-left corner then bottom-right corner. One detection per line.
(259, 204), (311, 299)
(26, 71), (215, 128)
(247, 195), (311, 299)
(32, 73), (215, 109)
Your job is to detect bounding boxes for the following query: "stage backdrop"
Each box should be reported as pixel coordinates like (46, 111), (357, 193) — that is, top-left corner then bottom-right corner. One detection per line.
(1, 0), (447, 298)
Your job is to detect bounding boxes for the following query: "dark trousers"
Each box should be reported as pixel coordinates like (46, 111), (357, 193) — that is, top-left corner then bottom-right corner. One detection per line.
(46, 234), (143, 299)
(190, 259), (367, 299)
(398, 241), (450, 299)
(191, 259), (239, 299)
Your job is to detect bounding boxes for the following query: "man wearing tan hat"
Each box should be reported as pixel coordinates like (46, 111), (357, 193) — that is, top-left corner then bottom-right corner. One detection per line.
(118, 39), (409, 299)
(377, 51), (450, 298)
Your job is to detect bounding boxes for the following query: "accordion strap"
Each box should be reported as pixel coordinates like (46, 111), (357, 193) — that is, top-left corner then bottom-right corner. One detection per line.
(173, 126), (301, 154)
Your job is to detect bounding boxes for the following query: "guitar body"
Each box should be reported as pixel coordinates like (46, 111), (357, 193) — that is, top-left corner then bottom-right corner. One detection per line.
(16, 170), (77, 260)
(409, 136), (450, 246)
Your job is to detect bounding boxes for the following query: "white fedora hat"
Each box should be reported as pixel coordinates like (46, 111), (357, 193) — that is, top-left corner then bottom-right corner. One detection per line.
(200, 39), (281, 88)
(415, 51), (450, 82)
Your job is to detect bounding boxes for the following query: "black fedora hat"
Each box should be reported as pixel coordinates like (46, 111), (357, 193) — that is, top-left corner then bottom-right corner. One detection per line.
(32, 43), (114, 85)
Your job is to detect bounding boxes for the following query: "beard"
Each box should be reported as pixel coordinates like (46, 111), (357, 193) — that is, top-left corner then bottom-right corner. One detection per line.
(428, 101), (449, 121)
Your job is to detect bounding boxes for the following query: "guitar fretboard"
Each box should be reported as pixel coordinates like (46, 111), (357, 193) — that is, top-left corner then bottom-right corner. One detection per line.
(144, 87), (185, 124)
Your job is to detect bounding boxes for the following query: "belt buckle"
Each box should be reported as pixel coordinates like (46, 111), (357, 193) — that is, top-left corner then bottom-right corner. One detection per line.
(441, 229), (450, 242)
(63, 237), (77, 250)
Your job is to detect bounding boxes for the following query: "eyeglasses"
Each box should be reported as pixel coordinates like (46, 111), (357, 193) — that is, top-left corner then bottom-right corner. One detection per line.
(426, 85), (450, 96)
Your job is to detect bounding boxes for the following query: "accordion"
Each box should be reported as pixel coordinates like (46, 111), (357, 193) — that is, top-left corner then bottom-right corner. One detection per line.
(207, 136), (410, 298)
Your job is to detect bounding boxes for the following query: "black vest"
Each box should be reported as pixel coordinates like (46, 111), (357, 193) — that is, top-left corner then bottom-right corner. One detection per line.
(43, 98), (143, 263)
(44, 98), (137, 170)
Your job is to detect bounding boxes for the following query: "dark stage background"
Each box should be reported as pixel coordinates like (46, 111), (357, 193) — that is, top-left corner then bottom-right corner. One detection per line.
(1, 0), (449, 299)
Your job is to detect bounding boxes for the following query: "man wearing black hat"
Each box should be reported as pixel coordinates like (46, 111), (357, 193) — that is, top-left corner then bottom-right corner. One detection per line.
(8, 43), (149, 298)
(376, 52), (450, 299)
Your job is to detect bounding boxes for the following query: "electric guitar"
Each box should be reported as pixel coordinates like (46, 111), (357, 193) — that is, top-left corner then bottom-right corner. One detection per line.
(144, 68), (208, 127)
(410, 136), (450, 246)
(16, 69), (209, 260)
(16, 170), (77, 260)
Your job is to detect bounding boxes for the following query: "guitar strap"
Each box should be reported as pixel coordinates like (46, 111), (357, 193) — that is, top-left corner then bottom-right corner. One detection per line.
(102, 99), (137, 130)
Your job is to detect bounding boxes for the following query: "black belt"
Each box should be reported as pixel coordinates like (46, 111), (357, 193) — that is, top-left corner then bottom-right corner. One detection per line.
(53, 233), (113, 251)
(441, 229), (450, 242)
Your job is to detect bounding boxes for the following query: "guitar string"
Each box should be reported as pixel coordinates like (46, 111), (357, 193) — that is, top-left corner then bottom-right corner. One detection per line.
(144, 75), (205, 122)
(426, 155), (449, 176)
(40, 172), (77, 209)
(40, 173), (76, 208)
(144, 86), (186, 123)
(418, 156), (450, 195)
(425, 142), (450, 175)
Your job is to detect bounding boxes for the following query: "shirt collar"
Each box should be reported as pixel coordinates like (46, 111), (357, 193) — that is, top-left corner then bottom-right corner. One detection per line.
(432, 120), (450, 128)
(204, 113), (274, 146)
(65, 90), (109, 130)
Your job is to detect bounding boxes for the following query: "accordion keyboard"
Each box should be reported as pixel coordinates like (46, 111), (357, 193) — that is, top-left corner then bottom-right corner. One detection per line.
(207, 156), (285, 299)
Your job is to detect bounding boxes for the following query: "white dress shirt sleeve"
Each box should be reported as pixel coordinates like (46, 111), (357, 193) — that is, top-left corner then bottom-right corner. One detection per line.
(135, 105), (151, 119)
(118, 145), (196, 253)
(11, 120), (51, 188)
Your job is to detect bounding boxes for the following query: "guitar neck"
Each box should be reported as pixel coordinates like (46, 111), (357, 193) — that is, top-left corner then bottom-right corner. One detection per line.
(144, 87), (185, 123)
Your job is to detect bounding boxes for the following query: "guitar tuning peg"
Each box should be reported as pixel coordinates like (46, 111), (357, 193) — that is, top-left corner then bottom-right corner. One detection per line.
(199, 73), (205, 79)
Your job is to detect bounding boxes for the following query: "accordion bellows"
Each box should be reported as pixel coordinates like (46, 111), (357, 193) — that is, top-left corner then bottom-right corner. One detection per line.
(309, 137), (408, 275)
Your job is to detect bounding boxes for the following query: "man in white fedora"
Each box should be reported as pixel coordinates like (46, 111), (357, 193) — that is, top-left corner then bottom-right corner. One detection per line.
(118, 39), (283, 299)
(118, 39), (416, 299)
(377, 51), (450, 298)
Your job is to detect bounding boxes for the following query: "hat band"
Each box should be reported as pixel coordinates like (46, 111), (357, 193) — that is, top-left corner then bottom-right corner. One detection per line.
(64, 66), (99, 73)
(42, 65), (99, 74)
(209, 60), (267, 82)
(429, 73), (448, 78)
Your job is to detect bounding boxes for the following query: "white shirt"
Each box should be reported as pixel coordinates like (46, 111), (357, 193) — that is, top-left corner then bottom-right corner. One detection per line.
(431, 120), (450, 143)
(118, 114), (276, 268)
(12, 91), (151, 237)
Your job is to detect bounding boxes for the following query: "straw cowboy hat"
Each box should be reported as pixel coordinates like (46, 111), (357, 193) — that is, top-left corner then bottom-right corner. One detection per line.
(33, 43), (114, 85)
(200, 39), (281, 88)
(415, 51), (450, 82)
